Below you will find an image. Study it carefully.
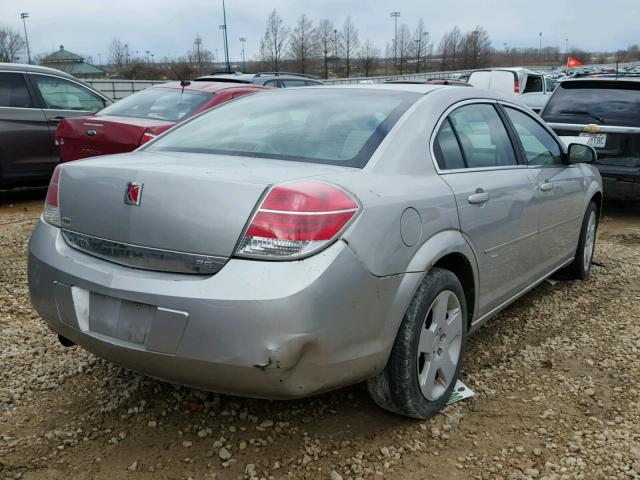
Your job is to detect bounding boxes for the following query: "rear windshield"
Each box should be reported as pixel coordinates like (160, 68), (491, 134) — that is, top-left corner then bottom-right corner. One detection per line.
(98, 87), (211, 122)
(146, 89), (419, 168)
(544, 81), (640, 122)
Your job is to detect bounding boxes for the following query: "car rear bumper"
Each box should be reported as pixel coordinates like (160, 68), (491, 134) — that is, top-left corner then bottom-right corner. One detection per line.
(28, 220), (415, 399)
(595, 164), (640, 201)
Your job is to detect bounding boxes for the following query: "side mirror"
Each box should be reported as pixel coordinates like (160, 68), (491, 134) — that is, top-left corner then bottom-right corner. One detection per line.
(567, 143), (596, 164)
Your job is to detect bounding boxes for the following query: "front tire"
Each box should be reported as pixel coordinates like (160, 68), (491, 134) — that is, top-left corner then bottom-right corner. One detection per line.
(564, 201), (598, 280)
(368, 268), (467, 419)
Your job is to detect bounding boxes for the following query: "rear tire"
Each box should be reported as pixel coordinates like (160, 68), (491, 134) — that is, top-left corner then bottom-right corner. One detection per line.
(368, 268), (467, 419)
(563, 202), (598, 280)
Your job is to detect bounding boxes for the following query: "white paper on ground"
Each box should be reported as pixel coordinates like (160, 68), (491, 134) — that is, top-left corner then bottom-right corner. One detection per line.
(447, 380), (475, 405)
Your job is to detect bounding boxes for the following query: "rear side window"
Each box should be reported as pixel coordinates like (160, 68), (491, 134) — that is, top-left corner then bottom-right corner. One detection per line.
(544, 81), (640, 123)
(0, 72), (32, 108)
(449, 104), (518, 168)
(147, 89), (419, 168)
(505, 107), (563, 166)
(282, 79), (307, 87)
(434, 119), (465, 170)
(524, 76), (543, 93)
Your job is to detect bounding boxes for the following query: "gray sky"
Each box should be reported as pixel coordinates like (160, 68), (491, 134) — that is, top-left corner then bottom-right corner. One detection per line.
(2, 0), (638, 64)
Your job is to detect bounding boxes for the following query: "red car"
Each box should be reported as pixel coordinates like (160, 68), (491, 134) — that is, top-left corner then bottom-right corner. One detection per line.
(55, 81), (267, 162)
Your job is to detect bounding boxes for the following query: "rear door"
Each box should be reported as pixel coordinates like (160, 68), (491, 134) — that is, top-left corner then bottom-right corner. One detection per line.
(433, 102), (539, 316)
(0, 71), (53, 185)
(502, 105), (585, 273)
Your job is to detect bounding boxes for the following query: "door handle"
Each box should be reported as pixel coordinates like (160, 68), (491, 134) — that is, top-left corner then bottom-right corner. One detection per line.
(539, 182), (554, 192)
(48, 116), (65, 124)
(468, 189), (489, 205)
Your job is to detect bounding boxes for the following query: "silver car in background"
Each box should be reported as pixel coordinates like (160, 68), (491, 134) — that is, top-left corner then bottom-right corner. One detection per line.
(28, 85), (602, 419)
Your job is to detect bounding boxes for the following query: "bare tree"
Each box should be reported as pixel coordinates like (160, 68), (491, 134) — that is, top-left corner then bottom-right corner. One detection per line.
(359, 39), (379, 77)
(289, 14), (316, 74)
(413, 19), (432, 73)
(317, 19), (335, 79)
(396, 23), (411, 75)
(108, 38), (127, 67)
(0, 25), (25, 63)
(439, 26), (463, 71)
(260, 9), (289, 72)
(459, 26), (491, 69)
(341, 16), (359, 77)
(187, 39), (215, 74)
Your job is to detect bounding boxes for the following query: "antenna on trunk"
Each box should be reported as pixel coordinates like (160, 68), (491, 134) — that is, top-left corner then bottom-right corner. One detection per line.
(170, 65), (191, 89)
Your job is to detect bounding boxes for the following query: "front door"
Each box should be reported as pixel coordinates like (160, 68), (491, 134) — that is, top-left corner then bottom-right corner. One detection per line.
(502, 106), (585, 274)
(433, 103), (540, 317)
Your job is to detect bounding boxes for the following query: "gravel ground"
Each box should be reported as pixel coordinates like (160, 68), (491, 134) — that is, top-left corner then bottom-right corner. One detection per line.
(1, 191), (640, 480)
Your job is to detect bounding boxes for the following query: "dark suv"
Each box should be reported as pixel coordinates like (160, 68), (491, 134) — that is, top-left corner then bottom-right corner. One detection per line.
(541, 78), (640, 201)
(194, 72), (324, 88)
(0, 63), (111, 188)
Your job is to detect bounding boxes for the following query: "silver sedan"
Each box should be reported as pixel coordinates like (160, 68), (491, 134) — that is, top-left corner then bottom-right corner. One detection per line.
(28, 85), (602, 419)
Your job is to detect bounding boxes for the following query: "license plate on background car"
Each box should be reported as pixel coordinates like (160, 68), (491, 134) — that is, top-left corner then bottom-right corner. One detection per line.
(579, 133), (607, 149)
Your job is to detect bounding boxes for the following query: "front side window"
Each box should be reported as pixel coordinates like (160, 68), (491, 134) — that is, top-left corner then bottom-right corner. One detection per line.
(0, 72), (32, 108)
(147, 89), (419, 168)
(504, 107), (563, 166)
(98, 87), (211, 121)
(448, 104), (518, 168)
(32, 75), (105, 111)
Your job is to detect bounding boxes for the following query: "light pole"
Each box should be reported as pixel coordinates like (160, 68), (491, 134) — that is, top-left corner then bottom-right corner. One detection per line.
(539, 32), (542, 61)
(333, 28), (338, 73)
(390, 11), (400, 75)
(220, 0), (231, 73)
(565, 38), (569, 55)
(146, 50), (150, 63)
(19, 13), (31, 64)
(195, 35), (203, 70)
(97, 53), (102, 66)
(239, 37), (246, 72)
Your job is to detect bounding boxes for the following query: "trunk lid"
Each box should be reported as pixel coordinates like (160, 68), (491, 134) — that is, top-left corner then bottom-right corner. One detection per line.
(57, 115), (174, 161)
(58, 151), (355, 271)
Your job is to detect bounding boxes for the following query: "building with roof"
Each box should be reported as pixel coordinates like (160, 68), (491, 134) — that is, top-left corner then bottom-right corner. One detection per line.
(40, 45), (106, 78)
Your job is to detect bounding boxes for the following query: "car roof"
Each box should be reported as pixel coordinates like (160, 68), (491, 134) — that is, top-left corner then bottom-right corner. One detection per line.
(471, 67), (543, 75)
(560, 77), (640, 85)
(151, 81), (266, 93)
(0, 62), (87, 81)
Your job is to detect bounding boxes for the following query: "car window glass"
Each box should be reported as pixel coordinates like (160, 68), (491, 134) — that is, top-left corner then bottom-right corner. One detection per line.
(505, 107), (563, 166)
(545, 77), (557, 92)
(148, 89), (419, 168)
(524, 76), (543, 93)
(449, 104), (518, 168)
(32, 75), (104, 111)
(0, 72), (33, 108)
(264, 80), (280, 87)
(434, 119), (465, 170)
(282, 79), (307, 87)
(98, 87), (210, 121)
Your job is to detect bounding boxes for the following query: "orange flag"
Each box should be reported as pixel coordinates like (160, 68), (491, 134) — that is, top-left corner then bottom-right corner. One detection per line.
(567, 56), (583, 69)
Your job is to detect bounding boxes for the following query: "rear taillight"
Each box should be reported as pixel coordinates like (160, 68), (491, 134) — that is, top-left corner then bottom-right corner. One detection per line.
(514, 81), (520, 93)
(235, 180), (360, 259)
(43, 165), (62, 227)
(139, 131), (158, 145)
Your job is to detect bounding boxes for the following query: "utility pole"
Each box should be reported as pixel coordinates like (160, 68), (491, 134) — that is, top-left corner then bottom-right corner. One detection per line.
(390, 12), (400, 75)
(19, 13), (31, 64)
(239, 37), (246, 72)
(221, 0), (231, 73)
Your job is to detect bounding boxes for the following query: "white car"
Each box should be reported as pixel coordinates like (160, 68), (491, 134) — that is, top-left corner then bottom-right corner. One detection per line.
(468, 68), (557, 113)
